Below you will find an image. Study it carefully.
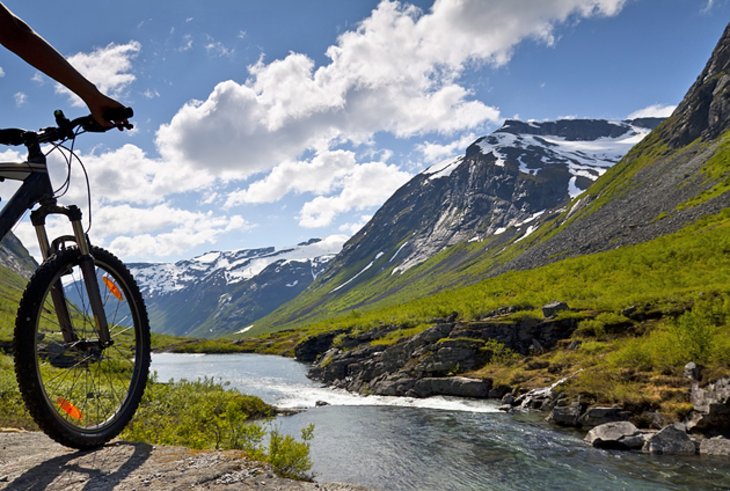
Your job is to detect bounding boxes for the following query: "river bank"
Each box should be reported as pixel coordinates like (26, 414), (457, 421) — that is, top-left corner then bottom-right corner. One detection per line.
(149, 352), (730, 490)
(290, 302), (730, 458)
(0, 430), (368, 491)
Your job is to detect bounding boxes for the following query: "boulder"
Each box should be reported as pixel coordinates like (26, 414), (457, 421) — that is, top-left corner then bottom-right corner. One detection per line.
(411, 376), (492, 399)
(415, 339), (491, 377)
(578, 406), (632, 428)
(500, 393), (515, 406)
(370, 376), (416, 397)
(699, 436), (730, 456)
(633, 411), (668, 430)
(584, 421), (645, 450)
(549, 402), (584, 427)
(642, 424), (697, 455)
(295, 330), (347, 362)
(684, 361), (701, 381)
(687, 377), (730, 436)
(542, 301), (568, 318)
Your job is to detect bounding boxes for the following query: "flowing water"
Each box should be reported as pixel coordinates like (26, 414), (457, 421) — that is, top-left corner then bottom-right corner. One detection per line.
(151, 353), (730, 490)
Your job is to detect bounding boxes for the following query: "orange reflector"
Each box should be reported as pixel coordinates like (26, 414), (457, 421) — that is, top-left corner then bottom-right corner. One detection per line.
(102, 276), (124, 301)
(57, 397), (83, 420)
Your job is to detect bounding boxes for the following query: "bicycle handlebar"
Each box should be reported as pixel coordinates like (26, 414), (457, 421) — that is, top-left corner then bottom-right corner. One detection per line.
(0, 107), (134, 147)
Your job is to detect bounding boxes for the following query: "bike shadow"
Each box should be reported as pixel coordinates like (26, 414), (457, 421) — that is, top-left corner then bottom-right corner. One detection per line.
(4, 440), (152, 490)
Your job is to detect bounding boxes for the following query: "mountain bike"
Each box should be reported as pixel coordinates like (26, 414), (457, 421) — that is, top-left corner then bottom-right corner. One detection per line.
(0, 108), (150, 449)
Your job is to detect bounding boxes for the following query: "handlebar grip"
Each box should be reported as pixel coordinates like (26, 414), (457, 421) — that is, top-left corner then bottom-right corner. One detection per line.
(0, 128), (26, 146)
(102, 106), (134, 121)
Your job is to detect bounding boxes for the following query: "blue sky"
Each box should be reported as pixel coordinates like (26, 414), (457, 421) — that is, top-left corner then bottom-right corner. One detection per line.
(0, 0), (728, 262)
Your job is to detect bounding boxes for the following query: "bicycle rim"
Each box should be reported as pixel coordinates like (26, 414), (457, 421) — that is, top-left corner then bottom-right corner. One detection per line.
(15, 247), (149, 446)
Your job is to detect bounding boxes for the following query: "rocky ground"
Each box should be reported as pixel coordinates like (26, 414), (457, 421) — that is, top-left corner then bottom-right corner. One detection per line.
(0, 431), (368, 491)
(298, 304), (730, 459)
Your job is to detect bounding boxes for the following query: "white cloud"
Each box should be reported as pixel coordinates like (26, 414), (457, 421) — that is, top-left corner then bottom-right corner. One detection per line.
(155, 0), (625, 180)
(14, 202), (250, 261)
(106, 208), (248, 259)
(57, 41), (141, 106)
(143, 89), (160, 99)
(339, 214), (373, 235)
(298, 161), (410, 227)
(417, 132), (478, 165)
(627, 103), (677, 119)
(225, 149), (358, 206)
(54, 144), (215, 206)
(205, 40), (234, 58)
(0, 67), (4, 77)
(180, 34), (193, 52)
(14, 92), (27, 106)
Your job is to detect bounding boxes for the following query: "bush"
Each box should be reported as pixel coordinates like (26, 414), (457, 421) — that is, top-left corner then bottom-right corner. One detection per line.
(609, 295), (730, 373)
(268, 424), (314, 480)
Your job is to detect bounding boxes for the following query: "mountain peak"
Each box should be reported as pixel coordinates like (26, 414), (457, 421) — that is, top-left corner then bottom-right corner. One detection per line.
(321, 116), (655, 292)
(663, 22), (730, 147)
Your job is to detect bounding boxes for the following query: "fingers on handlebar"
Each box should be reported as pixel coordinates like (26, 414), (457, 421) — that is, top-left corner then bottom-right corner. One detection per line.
(95, 107), (134, 132)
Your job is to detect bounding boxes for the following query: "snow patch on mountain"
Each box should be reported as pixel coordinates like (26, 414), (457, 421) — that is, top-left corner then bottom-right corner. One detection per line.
(130, 235), (346, 297)
(424, 156), (464, 181)
(475, 121), (651, 197)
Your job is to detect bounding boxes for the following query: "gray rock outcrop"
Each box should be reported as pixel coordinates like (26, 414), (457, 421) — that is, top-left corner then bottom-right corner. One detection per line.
(699, 436), (730, 456)
(642, 424), (697, 455)
(687, 377), (730, 436)
(584, 421), (646, 450)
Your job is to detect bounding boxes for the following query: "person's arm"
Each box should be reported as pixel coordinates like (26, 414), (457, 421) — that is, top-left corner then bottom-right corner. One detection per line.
(0, 3), (128, 126)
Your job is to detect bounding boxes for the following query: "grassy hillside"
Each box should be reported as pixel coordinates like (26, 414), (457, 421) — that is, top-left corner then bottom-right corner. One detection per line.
(240, 208), (729, 349)
(241, 122), (730, 340)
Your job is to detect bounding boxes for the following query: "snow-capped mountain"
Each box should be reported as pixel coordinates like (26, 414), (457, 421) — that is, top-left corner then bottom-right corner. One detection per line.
(317, 118), (661, 290)
(128, 237), (344, 337)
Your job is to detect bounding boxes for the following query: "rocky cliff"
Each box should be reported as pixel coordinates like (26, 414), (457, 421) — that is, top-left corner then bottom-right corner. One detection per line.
(498, 22), (730, 274)
(317, 118), (660, 292)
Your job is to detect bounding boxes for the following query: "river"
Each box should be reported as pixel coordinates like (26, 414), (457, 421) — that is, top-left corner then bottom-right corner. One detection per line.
(151, 353), (730, 491)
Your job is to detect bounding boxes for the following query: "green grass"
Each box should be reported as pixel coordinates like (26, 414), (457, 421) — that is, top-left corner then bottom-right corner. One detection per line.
(0, 354), (314, 479)
(245, 208), (730, 343)
(248, 131), (726, 339)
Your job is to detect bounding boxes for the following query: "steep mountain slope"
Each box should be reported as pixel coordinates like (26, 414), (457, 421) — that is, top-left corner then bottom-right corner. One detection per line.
(496, 21), (730, 274)
(244, 119), (660, 335)
(326, 118), (661, 280)
(0, 232), (37, 279)
(248, 23), (729, 337)
(128, 237), (343, 337)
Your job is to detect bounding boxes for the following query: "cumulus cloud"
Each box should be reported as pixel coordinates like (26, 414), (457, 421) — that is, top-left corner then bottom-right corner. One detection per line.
(14, 92), (27, 106)
(101, 205), (250, 258)
(298, 161), (410, 227)
(418, 132), (479, 165)
(339, 214), (373, 235)
(57, 41), (141, 106)
(43, 144), (214, 209)
(627, 103), (677, 119)
(225, 150), (358, 206)
(156, 0), (626, 175)
(13, 201), (249, 261)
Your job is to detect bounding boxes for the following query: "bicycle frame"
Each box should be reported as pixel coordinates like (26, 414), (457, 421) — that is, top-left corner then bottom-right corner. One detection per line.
(0, 141), (111, 345)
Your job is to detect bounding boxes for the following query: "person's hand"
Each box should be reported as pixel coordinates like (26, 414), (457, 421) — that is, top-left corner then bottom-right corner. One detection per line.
(84, 89), (130, 129)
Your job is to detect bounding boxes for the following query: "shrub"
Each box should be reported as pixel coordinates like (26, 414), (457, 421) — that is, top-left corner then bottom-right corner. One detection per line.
(609, 295), (730, 374)
(268, 424), (314, 480)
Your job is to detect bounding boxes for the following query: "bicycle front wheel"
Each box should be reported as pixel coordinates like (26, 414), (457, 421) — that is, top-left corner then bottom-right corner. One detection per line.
(14, 246), (150, 449)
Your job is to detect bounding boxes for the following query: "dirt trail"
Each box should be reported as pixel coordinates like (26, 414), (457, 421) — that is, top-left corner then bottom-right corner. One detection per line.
(0, 430), (369, 490)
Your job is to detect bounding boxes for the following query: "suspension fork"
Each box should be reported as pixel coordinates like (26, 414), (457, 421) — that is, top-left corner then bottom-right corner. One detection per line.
(31, 203), (111, 346)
